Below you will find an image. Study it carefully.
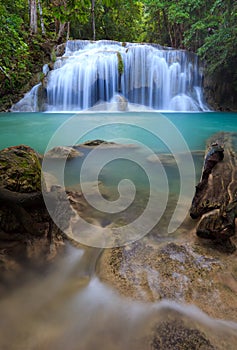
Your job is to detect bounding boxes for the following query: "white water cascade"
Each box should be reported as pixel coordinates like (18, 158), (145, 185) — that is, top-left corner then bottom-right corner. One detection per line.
(46, 40), (208, 112)
(12, 40), (210, 112)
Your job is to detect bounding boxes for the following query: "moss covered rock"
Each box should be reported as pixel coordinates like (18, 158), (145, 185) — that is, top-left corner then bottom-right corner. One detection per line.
(0, 145), (42, 193)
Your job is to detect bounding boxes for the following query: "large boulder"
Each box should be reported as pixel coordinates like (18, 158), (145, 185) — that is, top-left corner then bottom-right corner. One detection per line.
(0, 145), (42, 193)
(0, 145), (64, 282)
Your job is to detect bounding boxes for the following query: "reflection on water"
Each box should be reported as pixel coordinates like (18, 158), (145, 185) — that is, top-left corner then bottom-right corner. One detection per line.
(1, 246), (237, 350)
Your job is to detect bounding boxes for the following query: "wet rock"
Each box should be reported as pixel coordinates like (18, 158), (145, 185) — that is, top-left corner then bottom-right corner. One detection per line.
(190, 132), (237, 250)
(80, 139), (114, 147)
(0, 145), (42, 193)
(0, 145), (65, 282)
(44, 146), (84, 159)
(43, 172), (59, 191)
(76, 139), (138, 150)
(98, 240), (220, 301)
(55, 43), (66, 57)
(98, 238), (237, 320)
(37, 84), (47, 111)
(150, 320), (215, 350)
(112, 94), (128, 111)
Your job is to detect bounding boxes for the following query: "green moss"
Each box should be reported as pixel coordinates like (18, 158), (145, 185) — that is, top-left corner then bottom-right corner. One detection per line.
(117, 52), (124, 75)
(0, 145), (42, 193)
(38, 72), (45, 83)
(51, 49), (57, 63)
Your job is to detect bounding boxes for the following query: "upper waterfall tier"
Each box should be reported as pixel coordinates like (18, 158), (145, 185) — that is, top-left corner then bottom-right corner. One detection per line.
(12, 40), (210, 112)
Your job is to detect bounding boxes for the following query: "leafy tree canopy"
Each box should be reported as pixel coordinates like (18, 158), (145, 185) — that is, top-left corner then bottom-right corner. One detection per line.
(0, 0), (236, 106)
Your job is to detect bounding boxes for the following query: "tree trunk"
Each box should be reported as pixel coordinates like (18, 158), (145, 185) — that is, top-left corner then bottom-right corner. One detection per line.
(30, 0), (38, 34)
(38, 0), (45, 35)
(162, 9), (173, 47)
(57, 22), (66, 43)
(91, 0), (96, 40)
(66, 21), (70, 41)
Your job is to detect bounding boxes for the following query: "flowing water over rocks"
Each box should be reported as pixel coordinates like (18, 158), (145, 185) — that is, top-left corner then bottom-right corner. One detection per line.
(1, 241), (237, 349)
(11, 40), (209, 112)
(98, 232), (237, 321)
(1, 121), (237, 348)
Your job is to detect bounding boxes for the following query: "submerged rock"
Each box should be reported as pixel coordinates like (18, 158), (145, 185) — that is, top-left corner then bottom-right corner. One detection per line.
(79, 139), (115, 147)
(44, 140), (138, 160)
(44, 146), (84, 159)
(76, 139), (137, 149)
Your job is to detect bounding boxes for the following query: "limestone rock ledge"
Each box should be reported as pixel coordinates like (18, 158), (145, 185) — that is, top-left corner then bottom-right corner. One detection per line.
(97, 236), (237, 322)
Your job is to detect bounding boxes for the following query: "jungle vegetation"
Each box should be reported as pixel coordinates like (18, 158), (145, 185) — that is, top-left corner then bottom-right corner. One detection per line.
(0, 0), (236, 107)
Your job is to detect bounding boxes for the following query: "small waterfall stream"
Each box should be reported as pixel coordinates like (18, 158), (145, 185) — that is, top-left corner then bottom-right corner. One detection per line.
(1, 245), (237, 350)
(12, 40), (209, 112)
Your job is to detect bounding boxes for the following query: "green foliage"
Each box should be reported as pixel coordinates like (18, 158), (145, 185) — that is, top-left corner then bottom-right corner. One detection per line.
(77, 0), (144, 42)
(0, 0), (237, 107)
(142, 0), (237, 94)
(197, 1), (237, 66)
(0, 2), (31, 95)
(51, 49), (57, 63)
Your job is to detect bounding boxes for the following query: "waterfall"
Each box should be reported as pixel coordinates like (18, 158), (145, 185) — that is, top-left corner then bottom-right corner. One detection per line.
(11, 83), (42, 112)
(12, 40), (209, 112)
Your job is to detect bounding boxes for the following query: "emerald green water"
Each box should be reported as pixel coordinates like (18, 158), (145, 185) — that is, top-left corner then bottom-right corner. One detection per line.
(0, 112), (237, 153)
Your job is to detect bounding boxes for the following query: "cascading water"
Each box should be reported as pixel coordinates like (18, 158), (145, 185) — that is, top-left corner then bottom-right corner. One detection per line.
(11, 40), (209, 112)
(46, 40), (208, 112)
(11, 83), (42, 112)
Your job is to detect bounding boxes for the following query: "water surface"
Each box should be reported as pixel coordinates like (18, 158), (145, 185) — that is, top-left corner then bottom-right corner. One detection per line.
(1, 111), (237, 153)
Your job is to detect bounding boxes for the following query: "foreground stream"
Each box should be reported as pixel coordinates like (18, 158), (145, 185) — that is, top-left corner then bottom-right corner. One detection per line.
(1, 241), (237, 349)
(1, 111), (237, 349)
